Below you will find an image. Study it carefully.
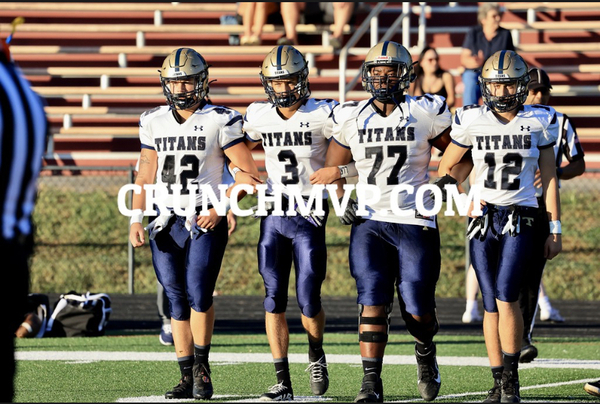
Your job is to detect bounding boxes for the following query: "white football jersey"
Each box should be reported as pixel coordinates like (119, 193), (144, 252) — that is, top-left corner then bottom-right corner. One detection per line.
(139, 103), (244, 210)
(244, 98), (338, 198)
(332, 94), (452, 227)
(534, 112), (585, 197)
(451, 104), (559, 207)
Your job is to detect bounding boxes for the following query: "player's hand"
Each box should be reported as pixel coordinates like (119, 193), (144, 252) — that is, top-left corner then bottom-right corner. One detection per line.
(129, 223), (145, 247)
(196, 208), (222, 231)
(533, 169), (542, 188)
(310, 167), (340, 184)
(544, 234), (562, 260)
(432, 174), (458, 202)
(468, 200), (487, 218)
(339, 197), (359, 225)
(235, 171), (263, 194)
(294, 203), (325, 227)
(227, 210), (237, 236)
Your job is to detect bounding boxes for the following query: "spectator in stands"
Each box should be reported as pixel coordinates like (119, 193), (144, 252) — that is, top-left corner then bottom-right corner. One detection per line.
(0, 36), (48, 402)
(459, 2), (514, 107)
(277, 2), (355, 49)
(238, 2), (280, 46)
(410, 46), (456, 109)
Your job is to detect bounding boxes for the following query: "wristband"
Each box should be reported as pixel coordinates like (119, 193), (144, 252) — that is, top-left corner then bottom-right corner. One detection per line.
(129, 211), (144, 226)
(549, 220), (561, 234)
(232, 167), (242, 179)
(338, 162), (358, 178)
(223, 196), (231, 212)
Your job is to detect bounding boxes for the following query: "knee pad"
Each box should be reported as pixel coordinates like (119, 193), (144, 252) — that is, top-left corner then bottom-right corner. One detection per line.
(264, 295), (287, 314)
(358, 303), (393, 343)
(300, 302), (322, 319)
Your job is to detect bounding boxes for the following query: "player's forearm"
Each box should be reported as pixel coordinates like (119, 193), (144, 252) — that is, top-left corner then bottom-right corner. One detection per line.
(557, 158), (585, 180)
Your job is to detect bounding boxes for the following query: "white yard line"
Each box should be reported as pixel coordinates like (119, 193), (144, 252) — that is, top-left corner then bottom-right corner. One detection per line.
(15, 351), (600, 370)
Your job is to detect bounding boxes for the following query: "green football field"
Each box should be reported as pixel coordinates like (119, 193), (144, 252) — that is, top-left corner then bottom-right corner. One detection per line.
(14, 332), (600, 403)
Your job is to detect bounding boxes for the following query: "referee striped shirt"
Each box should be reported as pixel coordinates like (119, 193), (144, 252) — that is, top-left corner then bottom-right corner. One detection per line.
(0, 54), (48, 241)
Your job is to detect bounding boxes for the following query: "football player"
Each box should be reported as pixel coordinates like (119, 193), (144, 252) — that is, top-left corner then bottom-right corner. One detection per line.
(438, 50), (562, 403)
(319, 41), (472, 403)
(519, 67), (586, 363)
(241, 45), (337, 401)
(128, 47), (260, 400)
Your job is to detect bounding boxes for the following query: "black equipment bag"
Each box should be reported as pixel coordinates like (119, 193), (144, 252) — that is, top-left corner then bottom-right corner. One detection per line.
(46, 291), (111, 337)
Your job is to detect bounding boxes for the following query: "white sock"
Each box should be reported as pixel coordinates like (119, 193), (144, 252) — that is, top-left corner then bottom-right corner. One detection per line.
(465, 299), (478, 313)
(538, 295), (552, 312)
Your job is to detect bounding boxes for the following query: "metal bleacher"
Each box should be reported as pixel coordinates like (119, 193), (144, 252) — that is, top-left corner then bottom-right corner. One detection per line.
(1, 2), (599, 169)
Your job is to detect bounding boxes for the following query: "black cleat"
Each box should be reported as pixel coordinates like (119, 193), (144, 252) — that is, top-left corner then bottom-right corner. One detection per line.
(193, 362), (213, 400)
(354, 372), (383, 403)
(165, 374), (193, 399)
(306, 355), (329, 395)
(415, 343), (441, 401)
(519, 344), (538, 363)
(259, 382), (294, 401)
(584, 380), (600, 397)
(483, 379), (502, 403)
(500, 371), (521, 403)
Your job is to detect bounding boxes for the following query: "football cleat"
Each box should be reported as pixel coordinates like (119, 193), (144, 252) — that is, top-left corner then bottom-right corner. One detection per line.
(306, 355), (329, 395)
(483, 380), (502, 403)
(159, 323), (174, 346)
(354, 372), (383, 403)
(259, 382), (294, 401)
(519, 343), (538, 363)
(192, 362), (213, 400)
(540, 307), (565, 323)
(165, 374), (193, 399)
(415, 343), (441, 401)
(584, 380), (600, 397)
(500, 371), (521, 403)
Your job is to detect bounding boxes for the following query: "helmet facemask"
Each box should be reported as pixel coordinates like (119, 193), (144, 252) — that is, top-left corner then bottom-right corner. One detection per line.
(160, 48), (210, 110)
(260, 45), (311, 108)
(362, 62), (413, 102)
(479, 50), (530, 113)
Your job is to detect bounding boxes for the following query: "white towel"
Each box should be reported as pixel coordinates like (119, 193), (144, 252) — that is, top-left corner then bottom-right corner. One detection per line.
(145, 212), (173, 240)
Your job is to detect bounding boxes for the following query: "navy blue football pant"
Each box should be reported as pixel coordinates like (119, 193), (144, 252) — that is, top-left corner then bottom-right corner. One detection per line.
(518, 197), (550, 343)
(258, 203), (328, 318)
(150, 214), (228, 320)
(1, 235), (32, 402)
(470, 205), (538, 313)
(349, 219), (441, 317)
